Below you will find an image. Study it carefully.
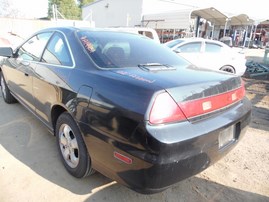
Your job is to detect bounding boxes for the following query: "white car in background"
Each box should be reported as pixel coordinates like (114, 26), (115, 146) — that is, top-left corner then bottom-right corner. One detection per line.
(165, 38), (247, 76)
(109, 27), (160, 44)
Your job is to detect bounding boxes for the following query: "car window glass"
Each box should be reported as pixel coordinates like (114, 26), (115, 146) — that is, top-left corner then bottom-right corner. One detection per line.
(176, 42), (201, 53)
(17, 32), (52, 61)
(165, 39), (184, 48)
(77, 31), (189, 68)
(205, 43), (222, 53)
(42, 32), (73, 66)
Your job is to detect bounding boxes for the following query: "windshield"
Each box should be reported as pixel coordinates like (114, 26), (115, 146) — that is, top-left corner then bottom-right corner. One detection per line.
(77, 31), (189, 68)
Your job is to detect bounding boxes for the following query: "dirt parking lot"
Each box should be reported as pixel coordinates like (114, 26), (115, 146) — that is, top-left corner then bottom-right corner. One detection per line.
(0, 49), (269, 202)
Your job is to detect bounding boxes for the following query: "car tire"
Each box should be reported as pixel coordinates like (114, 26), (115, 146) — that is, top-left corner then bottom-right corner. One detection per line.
(0, 72), (17, 104)
(220, 65), (235, 74)
(56, 112), (95, 178)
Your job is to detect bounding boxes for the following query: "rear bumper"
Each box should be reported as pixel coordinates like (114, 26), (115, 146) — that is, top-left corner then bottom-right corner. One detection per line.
(117, 98), (251, 194)
(83, 98), (251, 194)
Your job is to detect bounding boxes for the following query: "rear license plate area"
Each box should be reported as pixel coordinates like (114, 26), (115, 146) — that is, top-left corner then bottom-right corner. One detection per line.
(218, 125), (235, 149)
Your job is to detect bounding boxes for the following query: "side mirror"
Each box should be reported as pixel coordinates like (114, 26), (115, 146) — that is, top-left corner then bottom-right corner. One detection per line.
(0, 47), (13, 57)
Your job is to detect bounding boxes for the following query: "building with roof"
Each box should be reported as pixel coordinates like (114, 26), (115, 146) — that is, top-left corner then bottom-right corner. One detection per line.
(82, 0), (261, 45)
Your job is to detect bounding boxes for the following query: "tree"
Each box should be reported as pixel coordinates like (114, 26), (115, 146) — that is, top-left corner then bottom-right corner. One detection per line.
(48, 0), (94, 20)
(78, 0), (94, 8)
(48, 0), (81, 20)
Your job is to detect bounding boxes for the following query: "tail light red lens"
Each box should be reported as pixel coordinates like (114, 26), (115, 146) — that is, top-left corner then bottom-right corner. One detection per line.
(178, 85), (245, 119)
(149, 82), (245, 124)
(149, 92), (187, 124)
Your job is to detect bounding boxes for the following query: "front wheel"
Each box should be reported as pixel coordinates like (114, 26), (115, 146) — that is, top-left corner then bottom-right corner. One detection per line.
(56, 112), (95, 178)
(1, 72), (17, 104)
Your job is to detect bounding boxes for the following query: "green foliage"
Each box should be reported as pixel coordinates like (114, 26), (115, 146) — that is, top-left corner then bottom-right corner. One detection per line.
(48, 0), (94, 20)
(79, 0), (94, 8)
(59, 0), (81, 19)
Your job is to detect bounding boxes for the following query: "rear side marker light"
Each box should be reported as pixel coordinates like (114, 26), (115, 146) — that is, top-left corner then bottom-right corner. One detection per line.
(114, 152), (132, 164)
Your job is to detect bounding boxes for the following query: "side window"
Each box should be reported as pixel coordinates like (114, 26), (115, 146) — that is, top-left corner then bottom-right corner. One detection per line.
(176, 42), (201, 53)
(42, 33), (73, 66)
(205, 43), (222, 53)
(17, 32), (52, 61)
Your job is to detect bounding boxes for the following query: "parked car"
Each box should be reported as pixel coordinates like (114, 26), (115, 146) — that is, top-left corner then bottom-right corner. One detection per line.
(0, 27), (251, 194)
(165, 38), (247, 76)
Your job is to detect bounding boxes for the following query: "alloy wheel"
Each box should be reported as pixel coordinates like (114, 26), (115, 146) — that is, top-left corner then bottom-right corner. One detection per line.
(58, 124), (79, 168)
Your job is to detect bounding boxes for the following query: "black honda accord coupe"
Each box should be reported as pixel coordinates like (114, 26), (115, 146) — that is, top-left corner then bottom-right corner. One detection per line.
(0, 27), (251, 194)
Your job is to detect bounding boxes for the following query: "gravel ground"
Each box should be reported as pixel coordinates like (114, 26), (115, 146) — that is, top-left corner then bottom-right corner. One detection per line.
(0, 48), (268, 202)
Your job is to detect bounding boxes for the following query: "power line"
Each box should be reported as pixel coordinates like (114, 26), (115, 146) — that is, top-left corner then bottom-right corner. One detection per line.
(158, 0), (199, 8)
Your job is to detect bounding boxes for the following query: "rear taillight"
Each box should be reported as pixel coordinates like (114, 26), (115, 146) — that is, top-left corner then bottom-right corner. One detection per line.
(179, 84), (245, 119)
(149, 82), (245, 124)
(149, 92), (187, 124)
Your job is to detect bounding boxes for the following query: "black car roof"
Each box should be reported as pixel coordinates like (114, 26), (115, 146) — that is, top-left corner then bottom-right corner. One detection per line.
(38, 26), (145, 36)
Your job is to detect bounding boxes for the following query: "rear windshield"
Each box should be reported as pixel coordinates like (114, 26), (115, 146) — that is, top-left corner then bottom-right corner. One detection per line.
(77, 31), (189, 68)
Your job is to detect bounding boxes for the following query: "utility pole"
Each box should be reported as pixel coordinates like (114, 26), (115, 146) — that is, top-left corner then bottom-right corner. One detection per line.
(52, 4), (65, 22)
(52, 4), (57, 21)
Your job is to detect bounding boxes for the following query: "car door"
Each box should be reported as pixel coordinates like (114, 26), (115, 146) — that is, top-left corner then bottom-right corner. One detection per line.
(174, 42), (202, 66)
(5, 32), (52, 111)
(33, 32), (74, 125)
(201, 42), (225, 71)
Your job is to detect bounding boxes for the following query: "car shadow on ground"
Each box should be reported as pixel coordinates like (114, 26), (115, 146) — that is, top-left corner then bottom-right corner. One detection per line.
(82, 176), (269, 202)
(0, 95), (268, 201)
(0, 97), (112, 195)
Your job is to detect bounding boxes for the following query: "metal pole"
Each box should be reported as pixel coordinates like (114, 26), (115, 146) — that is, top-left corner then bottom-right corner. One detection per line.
(55, 4), (58, 21)
(52, 4), (56, 21)
(195, 16), (200, 37)
(243, 28), (247, 47)
(211, 24), (214, 39)
(248, 24), (254, 48)
(224, 18), (228, 37)
(253, 24), (257, 40)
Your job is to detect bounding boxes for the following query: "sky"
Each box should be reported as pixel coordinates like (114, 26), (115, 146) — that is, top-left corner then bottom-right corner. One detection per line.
(10, 0), (269, 20)
(11, 0), (48, 18)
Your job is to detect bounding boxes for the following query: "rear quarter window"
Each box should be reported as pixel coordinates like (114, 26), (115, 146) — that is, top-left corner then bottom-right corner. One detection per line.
(205, 43), (223, 53)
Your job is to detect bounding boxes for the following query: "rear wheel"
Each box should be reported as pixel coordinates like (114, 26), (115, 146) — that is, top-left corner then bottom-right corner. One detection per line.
(56, 112), (95, 178)
(0, 72), (16, 103)
(220, 65), (235, 74)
